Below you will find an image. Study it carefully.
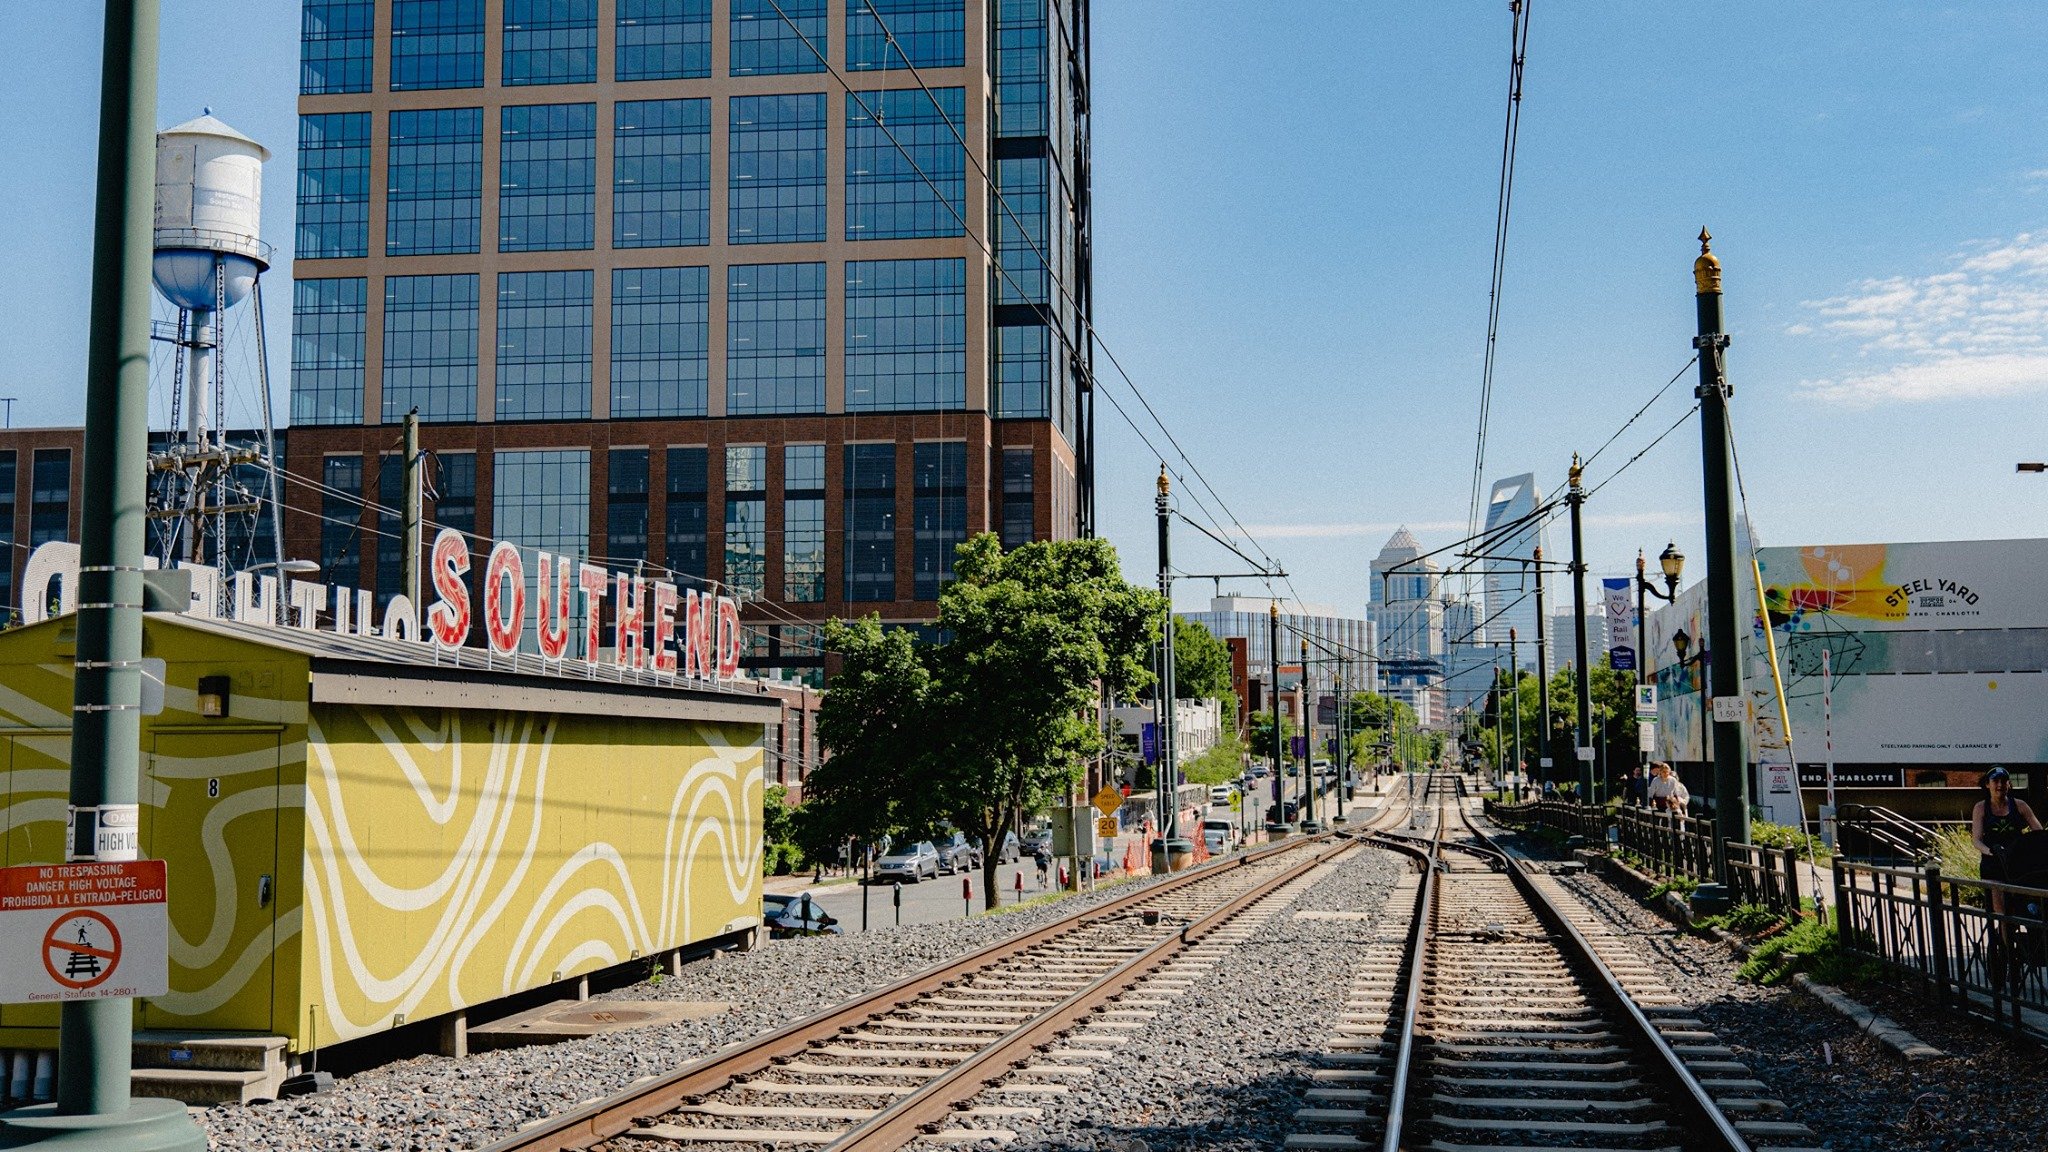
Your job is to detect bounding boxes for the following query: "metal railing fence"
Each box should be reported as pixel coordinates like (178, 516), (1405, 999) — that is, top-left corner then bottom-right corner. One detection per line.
(1834, 860), (2048, 1042)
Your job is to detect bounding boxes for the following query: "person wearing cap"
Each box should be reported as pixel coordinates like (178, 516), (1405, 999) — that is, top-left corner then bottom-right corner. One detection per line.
(1972, 767), (2041, 903)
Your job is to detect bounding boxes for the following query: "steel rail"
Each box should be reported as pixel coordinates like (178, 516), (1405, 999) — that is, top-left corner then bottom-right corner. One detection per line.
(1450, 781), (1755, 1152)
(1365, 781), (1442, 1152)
(478, 827), (1348, 1152)
(829, 836), (1358, 1149)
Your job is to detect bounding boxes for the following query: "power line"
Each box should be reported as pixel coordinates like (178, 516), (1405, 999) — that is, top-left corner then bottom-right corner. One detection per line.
(1466, 0), (1535, 558)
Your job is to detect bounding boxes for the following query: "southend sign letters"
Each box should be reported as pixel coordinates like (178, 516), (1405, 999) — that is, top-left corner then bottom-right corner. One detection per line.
(18, 533), (743, 682)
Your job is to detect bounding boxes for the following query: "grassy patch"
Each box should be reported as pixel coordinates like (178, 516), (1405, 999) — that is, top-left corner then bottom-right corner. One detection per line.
(1736, 918), (1884, 986)
(1749, 819), (1833, 864)
(1646, 876), (1700, 901)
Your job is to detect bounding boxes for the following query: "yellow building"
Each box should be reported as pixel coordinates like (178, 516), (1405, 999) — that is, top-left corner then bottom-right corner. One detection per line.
(0, 611), (772, 1065)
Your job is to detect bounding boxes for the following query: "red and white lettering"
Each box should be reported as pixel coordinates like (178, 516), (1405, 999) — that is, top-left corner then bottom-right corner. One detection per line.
(425, 528), (472, 648)
(484, 542), (526, 655)
(716, 595), (741, 678)
(685, 589), (710, 678)
(614, 574), (646, 669)
(535, 552), (571, 660)
(651, 581), (679, 674)
(578, 563), (609, 663)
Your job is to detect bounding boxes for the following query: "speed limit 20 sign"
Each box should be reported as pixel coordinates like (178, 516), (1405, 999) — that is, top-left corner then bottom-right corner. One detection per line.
(0, 860), (168, 1003)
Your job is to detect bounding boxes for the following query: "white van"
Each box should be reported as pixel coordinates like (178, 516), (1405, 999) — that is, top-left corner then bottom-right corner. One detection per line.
(1200, 817), (1235, 855)
(1209, 784), (1235, 806)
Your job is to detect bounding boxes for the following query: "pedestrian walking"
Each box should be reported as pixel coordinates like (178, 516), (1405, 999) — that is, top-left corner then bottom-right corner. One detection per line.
(1645, 761), (1689, 815)
(1972, 767), (2041, 894)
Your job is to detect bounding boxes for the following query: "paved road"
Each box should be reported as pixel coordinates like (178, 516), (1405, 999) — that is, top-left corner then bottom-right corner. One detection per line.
(807, 859), (1051, 930)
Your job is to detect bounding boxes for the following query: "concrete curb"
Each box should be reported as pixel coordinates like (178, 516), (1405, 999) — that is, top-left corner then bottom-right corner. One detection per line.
(1792, 973), (1948, 1062)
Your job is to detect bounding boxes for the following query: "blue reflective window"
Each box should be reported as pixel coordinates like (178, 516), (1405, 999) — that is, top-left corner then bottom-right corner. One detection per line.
(845, 258), (965, 411)
(0, 454), (13, 613)
(994, 323), (1048, 418)
(783, 444), (825, 603)
(290, 278), (367, 426)
(617, 0), (711, 80)
(724, 445), (767, 597)
(665, 446), (708, 582)
(500, 103), (597, 251)
(847, 87), (964, 240)
(994, 154), (1047, 304)
(1000, 446), (1034, 548)
(320, 455), (364, 583)
(608, 449), (650, 564)
(611, 266), (709, 418)
(848, 0), (964, 70)
(913, 441), (966, 600)
(727, 263), (825, 415)
(730, 0), (825, 76)
(295, 113), (370, 259)
(382, 274), (478, 422)
(615, 99), (710, 248)
(391, 0), (484, 91)
(496, 269), (593, 421)
(29, 451), (70, 549)
(843, 443), (895, 602)
(386, 107), (482, 256)
(301, 1), (374, 94)
(994, 0), (1047, 137)
(431, 452), (476, 535)
(494, 449), (591, 558)
(504, 0), (596, 85)
(729, 94), (825, 245)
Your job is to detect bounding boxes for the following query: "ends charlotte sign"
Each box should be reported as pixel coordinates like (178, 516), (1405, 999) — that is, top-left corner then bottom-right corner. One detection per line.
(19, 530), (745, 683)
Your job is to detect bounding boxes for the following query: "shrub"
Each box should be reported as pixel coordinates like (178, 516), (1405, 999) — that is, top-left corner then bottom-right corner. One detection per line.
(1749, 819), (1831, 863)
(1932, 826), (1980, 880)
(1737, 919), (1882, 986)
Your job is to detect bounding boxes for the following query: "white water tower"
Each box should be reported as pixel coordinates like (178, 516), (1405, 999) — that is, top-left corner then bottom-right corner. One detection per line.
(149, 111), (286, 589)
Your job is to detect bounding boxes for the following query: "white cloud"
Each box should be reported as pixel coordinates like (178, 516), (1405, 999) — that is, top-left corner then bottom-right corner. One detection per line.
(1792, 232), (2048, 406)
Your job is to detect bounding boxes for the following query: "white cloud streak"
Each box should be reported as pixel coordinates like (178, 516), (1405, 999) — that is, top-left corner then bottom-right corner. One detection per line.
(1793, 232), (2048, 405)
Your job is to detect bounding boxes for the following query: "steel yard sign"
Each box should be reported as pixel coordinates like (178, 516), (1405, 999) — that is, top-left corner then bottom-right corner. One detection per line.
(18, 532), (746, 684)
(0, 860), (169, 1003)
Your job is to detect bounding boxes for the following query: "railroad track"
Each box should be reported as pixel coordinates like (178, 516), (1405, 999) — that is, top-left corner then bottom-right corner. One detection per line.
(1286, 773), (1825, 1152)
(484, 788), (1417, 1152)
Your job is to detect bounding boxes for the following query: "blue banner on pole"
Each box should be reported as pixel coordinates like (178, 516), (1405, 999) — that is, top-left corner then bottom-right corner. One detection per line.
(1290, 735), (1307, 759)
(1609, 646), (1636, 671)
(1141, 723), (1158, 764)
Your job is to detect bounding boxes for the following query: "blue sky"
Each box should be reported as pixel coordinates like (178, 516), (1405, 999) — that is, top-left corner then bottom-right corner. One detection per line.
(5, 3), (2047, 619)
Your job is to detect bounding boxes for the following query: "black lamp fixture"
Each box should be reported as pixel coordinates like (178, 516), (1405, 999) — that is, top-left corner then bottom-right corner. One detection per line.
(1671, 628), (1691, 665)
(1657, 541), (1685, 596)
(197, 675), (231, 719)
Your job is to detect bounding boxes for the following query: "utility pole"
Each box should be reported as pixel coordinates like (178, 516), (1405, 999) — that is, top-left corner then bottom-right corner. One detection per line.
(1693, 228), (1751, 872)
(1300, 637), (1315, 828)
(13, 1), (205, 1148)
(400, 409), (422, 611)
(1267, 601), (1285, 833)
(1566, 456), (1596, 802)
(1153, 466), (1183, 873)
(1533, 546), (1552, 792)
(1509, 626), (1522, 797)
(1334, 661), (1347, 824)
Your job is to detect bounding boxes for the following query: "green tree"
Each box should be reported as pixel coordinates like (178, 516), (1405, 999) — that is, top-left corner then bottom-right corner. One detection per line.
(1169, 618), (1234, 700)
(930, 534), (1162, 908)
(800, 616), (937, 854)
(1247, 709), (1296, 766)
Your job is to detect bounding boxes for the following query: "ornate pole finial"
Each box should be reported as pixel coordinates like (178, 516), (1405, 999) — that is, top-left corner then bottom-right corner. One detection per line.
(1568, 452), (1584, 488)
(1694, 227), (1723, 294)
(1156, 463), (1169, 498)
(1269, 599), (1279, 620)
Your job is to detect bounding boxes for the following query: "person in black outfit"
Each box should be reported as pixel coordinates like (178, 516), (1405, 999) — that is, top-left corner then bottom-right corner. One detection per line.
(1972, 766), (2042, 912)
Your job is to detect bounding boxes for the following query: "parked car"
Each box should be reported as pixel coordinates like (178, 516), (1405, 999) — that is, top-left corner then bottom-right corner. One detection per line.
(762, 892), (841, 938)
(1200, 817), (1236, 855)
(936, 831), (981, 874)
(1209, 785), (1236, 806)
(987, 831), (1021, 864)
(873, 841), (940, 882)
(1023, 827), (1053, 856)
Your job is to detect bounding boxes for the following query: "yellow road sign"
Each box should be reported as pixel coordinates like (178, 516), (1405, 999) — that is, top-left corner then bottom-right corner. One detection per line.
(1096, 816), (1119, 839)
(1091, 786), (1122, 817)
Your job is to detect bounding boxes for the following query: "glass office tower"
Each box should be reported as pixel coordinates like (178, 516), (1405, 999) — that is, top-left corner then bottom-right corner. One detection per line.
(288, 0), (1095, 680)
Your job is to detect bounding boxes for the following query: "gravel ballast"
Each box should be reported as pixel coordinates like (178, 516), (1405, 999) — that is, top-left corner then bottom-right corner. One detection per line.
(972, 841), (1407, 1152)
(196, 869), (1191, 1152)
(1522, 834), (2048, 1152)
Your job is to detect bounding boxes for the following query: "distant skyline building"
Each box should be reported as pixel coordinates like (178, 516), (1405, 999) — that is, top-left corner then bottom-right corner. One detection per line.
(1370, 527), (1444, 728)
(1481, 473), (1552, 672)
(1181, 594), (1376, 696)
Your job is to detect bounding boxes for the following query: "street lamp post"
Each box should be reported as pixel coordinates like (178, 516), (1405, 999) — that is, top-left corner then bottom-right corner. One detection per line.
(1566, 455), (1596, 802)
(1509, 627), (1522, 797)
(1533, 546), (1553, 791)
(1692, 229), (1751, 879)
(1267, 601), (1286, 835)
(1634, 544), (1685, 783)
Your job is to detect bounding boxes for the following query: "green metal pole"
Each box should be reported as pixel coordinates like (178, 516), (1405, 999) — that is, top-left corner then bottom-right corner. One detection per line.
(1567, 456), (1595, 803)
(2, 1), (203, 1146)
(1694, 229), (1751, 873)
